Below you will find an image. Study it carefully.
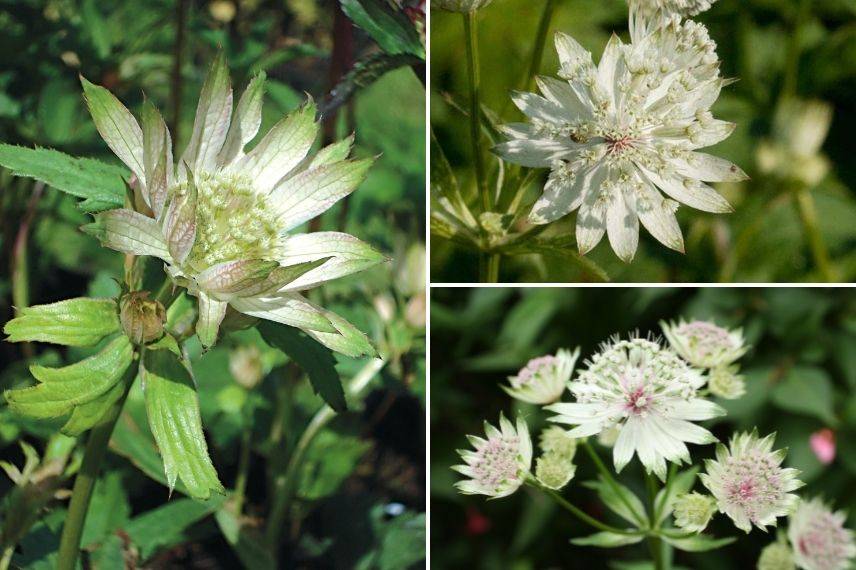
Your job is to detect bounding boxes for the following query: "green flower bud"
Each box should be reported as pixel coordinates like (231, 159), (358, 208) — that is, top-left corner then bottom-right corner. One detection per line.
(708, 365), (746, 400)
(535, 451), (576, 491)
(757, 541), (795, 570)
(539, 425), (578, 459)
(674, 492), (717, 533)
(119, 291), (166, 345)
(431, 0), (494, 13)
(229, 345), (264, 390)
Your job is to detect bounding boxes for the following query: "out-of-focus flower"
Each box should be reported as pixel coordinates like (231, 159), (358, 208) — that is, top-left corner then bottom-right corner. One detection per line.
(465, 506), (492, 536)
(503, 348), (579, 404)
(453, 414), (533, 498)
(673, 492), (717, 532)
(627, 0), (717, 25)
(535, 452), (576, 490)
(209, 0), (236, 22)
(82, 53), (384, 353)
(700, 431), (804, 533)
(788, 498), (856, 570)
(229, 345), (264, 389)
(539, 425), (579, 460)
(495, 22), (743, 261)
(758, 540), (796, 570)
(431, 0), (492, 12)
(547, 336), (723, 479)
(661, 319), (747, 368)
(708, 365), (746, 400)
(809, 429), (836, 465)
(757, 99), (833, 188)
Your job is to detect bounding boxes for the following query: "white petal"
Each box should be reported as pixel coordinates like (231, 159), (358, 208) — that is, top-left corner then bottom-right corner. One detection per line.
(182, 52), (233, 175)
(493, 138), (577, 168)
(613, 419), (638, 473)
(274, 232), (386, 291)
(555, 31), (594, 71)
(670, 398), (726, 421)
(231, 294), (336, 333)
(84, 209), (171, 260)
(634, 177), (685, 253)
(575, 167), (608, 254)
(597, 34), (622, 101)
(510, 91), (573, 125)
(606, 187), (639, 262)
(217, 71), (266, 168)
(676, 152), (749, 182)
(639, 166), (733, 214)
(535, 77), (590, 119)
(141, 101), (173, 218)
(196, 291), (227, 349)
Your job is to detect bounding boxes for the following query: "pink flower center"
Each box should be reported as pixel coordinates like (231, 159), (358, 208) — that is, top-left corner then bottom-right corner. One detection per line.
(625, 386), (652, 414)
(606, 134), (635, 155)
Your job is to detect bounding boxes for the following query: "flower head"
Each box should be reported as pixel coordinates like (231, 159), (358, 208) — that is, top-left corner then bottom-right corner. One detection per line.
(758, 540), (796, 570)
(700, 431), (804, 533)
(788, 498), (856, 570)
(453, 414), (533, 498)
(535, 452), (576, 491)
(628, 0), (718, 20)
(661, 319), (747, 368)
(708, 365), (746, 400)
(81, 54), (385, 353)
(431, 0), (493, 12)
(546, 336), (724, 479)
(495, 22), (744, 261)
(503, 348), (579, 404)
(674, 492), (717, 532)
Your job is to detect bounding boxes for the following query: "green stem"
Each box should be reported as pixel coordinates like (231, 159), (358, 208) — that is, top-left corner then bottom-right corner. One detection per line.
(525, 0), (556, 92)
(535, 484), (640, 536)
(0, 545), (14, 570)
(794, 188), (836, 281)
(654, 463), (677, 524)
(645, 471), (665, 570)
(581, 442), (647, 528)
(486, 254), (501, 283)
(265, 358), (385, 550)
(233, 410), (253, 515)
(57, 384), (132, 570)
(781, 0), (811, 99)
(463, 11), (490, 214)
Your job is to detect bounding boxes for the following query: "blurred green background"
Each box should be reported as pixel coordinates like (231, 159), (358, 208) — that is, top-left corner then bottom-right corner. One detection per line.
(0, 0), (426, 567)
(430, 0), (856, 282)
(431, 287), (856, 568)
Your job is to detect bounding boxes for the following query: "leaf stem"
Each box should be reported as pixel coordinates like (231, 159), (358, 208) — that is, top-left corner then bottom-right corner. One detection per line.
(463, 11), (490, 214)
(264, 358), (385, 553)
(654, 463), (677, 524)
(581, 441), (647, 528)
(525, 0), (556, 92)
(57, 382), (132, 569)
(645, 471), (666, 570)
(794, 187), (836, 281)
(533, 483), (640, 536)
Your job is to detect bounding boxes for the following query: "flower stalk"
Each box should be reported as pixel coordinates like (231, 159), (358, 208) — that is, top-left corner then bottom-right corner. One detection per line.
(463, 12), (490, 214)
(794, 187), (835, 281)
(581, 441), (647, 528)
(525, 0), (556, 92)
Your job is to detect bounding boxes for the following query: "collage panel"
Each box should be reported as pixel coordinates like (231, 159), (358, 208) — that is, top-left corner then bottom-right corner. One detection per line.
(431, 287), (856, 568)
(430, 0), (856, 283)
(0, 1), (426, 568)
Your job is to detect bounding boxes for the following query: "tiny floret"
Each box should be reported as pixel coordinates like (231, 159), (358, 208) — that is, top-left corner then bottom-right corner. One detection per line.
(546, 336), (724, 480)
(453, 414), (533, 498)
(661, 319), (747, 368)
(788, 498), (856, 570)
(708, 365), (746, 400)
(673, 492), (717, 533)
(503, 348), (579, 404)
(700, 431), (804, 534)
(758, 541), (796, 570)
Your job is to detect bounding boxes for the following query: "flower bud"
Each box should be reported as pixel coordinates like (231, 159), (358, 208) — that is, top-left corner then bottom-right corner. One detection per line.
(229, 345), (264, 390)
(431, 0), (493, 12)
(539, 426), (578, 460)
(708, 365), (746, 400)
(535, 451), (576, 491)
(673, 492), (716, 533)
(119, 291), (166, 345)
(757, 541), (795, 570)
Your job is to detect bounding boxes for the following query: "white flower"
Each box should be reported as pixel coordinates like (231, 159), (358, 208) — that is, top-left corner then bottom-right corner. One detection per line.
(453, 414), (533, 498)
(431, 0), (493, 12)
(673, 492), (717, 532)
(758, 540), (796, 570)
(81, 54), (384, 353)
(700, 431), (804, 533)
(788, 498), (856, 570)
(494, 23), (745, 261)
(708, 365), (746, 400)
(546, 336), (724, 479)
(535, 452), (576, 491)
(628, 0), (717, 20)
(661, 319), (747, 368)
(503, 348), (579, 404)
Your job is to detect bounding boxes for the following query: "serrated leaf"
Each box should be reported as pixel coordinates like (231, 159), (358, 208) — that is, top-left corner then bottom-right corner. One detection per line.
(258, 321), (347, 412)
(4, 297), (120, 346)
(5, 335), (133, 420)
(61, 371), (132, 437)
(570, 532), (645, 547)
(142, 349), (224, 500)
(339, 0), (424, 57)
(661, 534), (736, 552)
(583, 477), (648, 527)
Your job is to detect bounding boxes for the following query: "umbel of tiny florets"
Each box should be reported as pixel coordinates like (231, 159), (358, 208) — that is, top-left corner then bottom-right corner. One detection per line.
(546, 336), (724, 480)
(494, 20), (745, 262)
(503, 348), (579, 404)
(788, 498), (856, 570)
(661, 319), (747, 369)
(700, 430), (804, 534)
(453, 414), (533, 498)
(673, 492), (717, 532)
(535, 451), (576, 491)
(708, 365), (746, 400)
(80, 52), (385, 354)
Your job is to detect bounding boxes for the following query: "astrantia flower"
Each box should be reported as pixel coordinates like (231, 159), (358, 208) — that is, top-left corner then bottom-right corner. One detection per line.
(495, 23), (745, 261)
(503, 348), (579, 404)
(708, 365), (746, 400)
(546, 336), (724, 479)
(758, 540), (796, 570)
(673, 492), (717, 532)
(81, 54), (384, 352)
(431, 0), (492, 12)
(535, 452), (576, 491)
(627, 0), (717, 19)
(453, 414), (533, 498)
(788, 498), (856, 570)
(700, 431), (804, 533)
(661, 319), (747, 368)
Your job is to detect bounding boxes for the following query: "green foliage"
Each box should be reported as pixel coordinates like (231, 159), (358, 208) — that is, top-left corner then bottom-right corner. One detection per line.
(4, 297), (120, 346)
(340, 0), (425, 58)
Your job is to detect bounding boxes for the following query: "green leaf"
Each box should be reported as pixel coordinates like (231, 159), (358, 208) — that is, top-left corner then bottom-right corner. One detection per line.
(771, 366), (837, 425)
(570, 532), (645, 548)
(61, 372), (132, 436)
(298, 430), (372, 500)
(125, 495), (225, 560)
(0, 144), (127, 212)
(4, 297), (120, 346)
(498, 236), (611, 282)
(81, 469), (130, 548)
(339, 0), (424, 57)
(5, 335), (133, 420)
(320, 52), (421, 117)
(214, 510), (275, 570)
(661, 534), (736, 552)
(583, 477), (648, 527)
(142, 349), (224, 500)
(82, 0), (112, 57)
(258, 321), (347, 412)
(356, 505), (426, 570)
